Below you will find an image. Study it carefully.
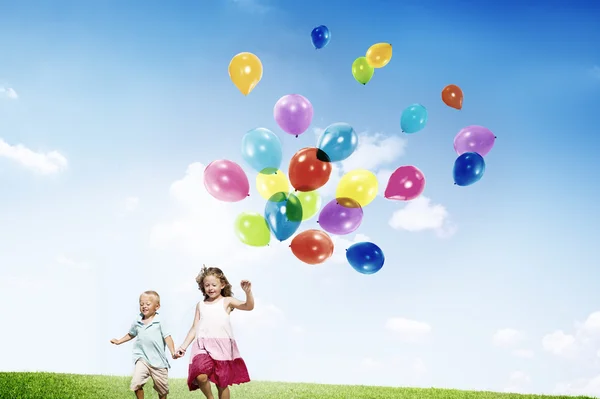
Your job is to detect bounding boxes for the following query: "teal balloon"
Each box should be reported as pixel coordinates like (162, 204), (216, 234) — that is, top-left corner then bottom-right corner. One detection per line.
(317, 122), (358, 162)
(400, 104), (428, 134)
(241, 128), (283, 173)
(264, 192), (303, 242)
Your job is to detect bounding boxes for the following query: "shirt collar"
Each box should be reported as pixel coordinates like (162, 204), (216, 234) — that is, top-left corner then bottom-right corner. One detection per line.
(137, 311), (161, 324)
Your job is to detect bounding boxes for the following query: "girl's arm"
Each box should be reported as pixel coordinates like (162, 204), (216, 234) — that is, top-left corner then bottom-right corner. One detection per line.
(178, 303), (200, 351)
(229, 281), (254, 311)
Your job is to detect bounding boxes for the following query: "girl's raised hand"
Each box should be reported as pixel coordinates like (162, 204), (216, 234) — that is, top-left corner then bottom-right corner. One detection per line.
(241, 280), (252, 293)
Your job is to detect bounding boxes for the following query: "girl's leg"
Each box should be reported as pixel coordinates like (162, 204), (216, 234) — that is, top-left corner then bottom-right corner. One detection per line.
(217, 386), (230, 399)
(196, 374), (214, 399)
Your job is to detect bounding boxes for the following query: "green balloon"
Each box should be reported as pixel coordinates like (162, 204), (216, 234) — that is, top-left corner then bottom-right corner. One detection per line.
(352, 56), (375, 85)
(234, 212), (271, 247)
(296, 191), (322, 221)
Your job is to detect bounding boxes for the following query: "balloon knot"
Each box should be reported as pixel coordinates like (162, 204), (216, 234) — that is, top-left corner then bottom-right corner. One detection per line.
(494, 136), (497, 139)
(247, 194), (250, 196)
(289, 245), (291, 247)
(316, 221), (319, 223)
(295, 135), (298, 138)
(454, 182), (457, 185)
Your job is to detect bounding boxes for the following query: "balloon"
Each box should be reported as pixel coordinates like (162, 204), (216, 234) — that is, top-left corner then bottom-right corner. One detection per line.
(234, 212), (270, 247)
(204, 160), (250, 202)
(365, 43), (392, 68)
(264, 192), (303, 242)
(296, 191), (322, 221)
(256, 168), (290, 200)
(288, 147), (332, 192)
(273, 94), (314, 137)
(352, 56), (374, 85)
(290, 229), (334, 265)
(346, 242), (385, 275)
(442, 84), (463, 110)
(453, 152), (486, 187)
(317, 122), (358, 162)
(335, 169), (378, 207)
(318, 198), (363, 236)
(241, 128), (282, 173)
(384, 166), (426, 201)
(311, 25), (331, 49)
(453, 125), (496, 157)
(228, 52), (263, 96)
(400, 104), (428, 134)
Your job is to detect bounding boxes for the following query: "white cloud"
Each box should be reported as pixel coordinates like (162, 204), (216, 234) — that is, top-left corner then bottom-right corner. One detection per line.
(554, 374), (600, 398)
(512, 349), (534, 359)
(492, 328), (525, 348)
(542, 330), (578, 358)
(0, 86), (18, 99)
(388, 196), (456, 238)
(124, 196), (140, 212)
(329, 233), (370, 264)
(542, 311), (600, 360)
(504, 371), (531, 394)
(385, 317), (432, 343)
(0, 138), (68, 175)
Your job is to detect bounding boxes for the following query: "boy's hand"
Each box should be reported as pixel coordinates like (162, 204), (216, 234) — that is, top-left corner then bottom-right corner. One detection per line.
(173, 348), (185, 359)
(241, 280), (252, 293)
(110, 338), (120, 345)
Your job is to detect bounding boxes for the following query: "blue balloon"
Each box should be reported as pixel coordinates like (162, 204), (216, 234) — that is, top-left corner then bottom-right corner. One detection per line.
(264, 192), (303, 242)
(453, 152), (486, 186)
(311, 25), (331, 49)
(400, 104), (428, 134)
(241, 128), (283, 173)
(317, 122), (358, 162)
(346, 242), (384, 275)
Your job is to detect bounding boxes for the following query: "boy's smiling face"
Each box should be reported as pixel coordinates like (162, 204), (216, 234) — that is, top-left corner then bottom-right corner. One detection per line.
(139, 294), (160, 319)
(203, 275), (224, 300)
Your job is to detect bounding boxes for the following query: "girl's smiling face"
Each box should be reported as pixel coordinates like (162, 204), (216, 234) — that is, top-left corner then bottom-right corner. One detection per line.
(203, 275), (224, 300)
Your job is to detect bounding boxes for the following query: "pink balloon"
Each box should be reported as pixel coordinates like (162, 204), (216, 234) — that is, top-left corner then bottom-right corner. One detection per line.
(454, 125), (496, 156)
(384, 166), (426, 201)
(204, 160), (250, 202)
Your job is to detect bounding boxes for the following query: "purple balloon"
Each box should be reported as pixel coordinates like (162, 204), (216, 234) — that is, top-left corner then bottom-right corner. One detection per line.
(318, 198), (363, 235)
(454, 125), (496, 157)
(273, 94), (314, 136)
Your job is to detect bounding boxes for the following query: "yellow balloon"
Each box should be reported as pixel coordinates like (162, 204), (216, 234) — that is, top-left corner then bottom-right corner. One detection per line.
(256, 169), (290, 200)
(228, 52), (263, 95)
(336, 169), (378, 207)
(365, 43), (392, 68)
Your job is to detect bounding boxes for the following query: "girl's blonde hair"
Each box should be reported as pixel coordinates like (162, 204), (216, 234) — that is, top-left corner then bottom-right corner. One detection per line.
(195, 265), (233, 303)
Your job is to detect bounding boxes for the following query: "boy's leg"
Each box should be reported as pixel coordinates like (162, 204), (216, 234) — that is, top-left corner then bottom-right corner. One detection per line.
(130, 360), (151, 399)
(217, 385), (230, 399)
(150, 366), (169, 399)
(196, 374), (214, 399)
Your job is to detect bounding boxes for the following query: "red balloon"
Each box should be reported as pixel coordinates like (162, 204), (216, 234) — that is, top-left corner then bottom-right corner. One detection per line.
(290, 229), (334, 265)
(288, 147), (332, 192)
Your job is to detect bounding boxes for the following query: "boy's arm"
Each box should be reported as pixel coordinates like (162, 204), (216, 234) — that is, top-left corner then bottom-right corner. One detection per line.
(164, 336), (176, 356)
(111, 333), (134, 345)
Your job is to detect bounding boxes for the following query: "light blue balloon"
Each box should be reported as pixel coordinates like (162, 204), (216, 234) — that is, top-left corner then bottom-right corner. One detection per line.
(400, 104), (428, 134)
(317, 122), (358, 162)
(241, 128), (283, 173)
(264, 192), (303, 242)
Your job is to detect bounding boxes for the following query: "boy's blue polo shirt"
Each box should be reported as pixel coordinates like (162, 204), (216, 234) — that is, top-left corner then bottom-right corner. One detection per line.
(128, 312), (171, 369)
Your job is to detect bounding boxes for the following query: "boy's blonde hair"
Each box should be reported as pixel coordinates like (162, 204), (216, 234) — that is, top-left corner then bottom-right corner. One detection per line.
(140, 290), (161, 305)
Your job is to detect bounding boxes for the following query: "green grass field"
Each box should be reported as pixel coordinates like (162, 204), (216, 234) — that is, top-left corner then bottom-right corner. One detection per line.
(0, 373), (595, 399)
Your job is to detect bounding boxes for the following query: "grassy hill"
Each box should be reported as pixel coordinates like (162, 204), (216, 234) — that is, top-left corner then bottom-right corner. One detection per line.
(0, 372), (595, 399)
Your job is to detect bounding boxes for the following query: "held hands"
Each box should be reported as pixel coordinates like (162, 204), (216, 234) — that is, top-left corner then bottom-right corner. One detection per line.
(241, 280), (252, 294)
(172, 347), (186, 359)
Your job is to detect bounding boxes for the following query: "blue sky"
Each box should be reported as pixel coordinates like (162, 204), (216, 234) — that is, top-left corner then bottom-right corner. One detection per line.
(1, 0), (600, 396)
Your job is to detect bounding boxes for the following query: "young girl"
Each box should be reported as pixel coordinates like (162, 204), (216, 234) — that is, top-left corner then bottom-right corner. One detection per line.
(174, 265), (253, 399)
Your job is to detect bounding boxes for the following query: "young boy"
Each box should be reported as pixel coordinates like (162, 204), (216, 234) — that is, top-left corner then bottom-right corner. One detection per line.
(111, 290), (176, 399)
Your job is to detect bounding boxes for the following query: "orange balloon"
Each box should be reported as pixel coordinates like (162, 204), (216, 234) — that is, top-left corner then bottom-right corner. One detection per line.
(288, 147), (332, 192)
(441, 84), (463, 110)
(290, 229), (334, 265)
